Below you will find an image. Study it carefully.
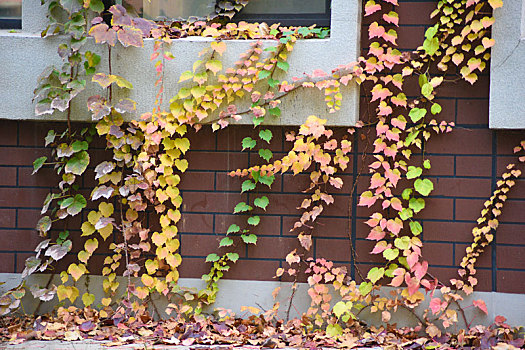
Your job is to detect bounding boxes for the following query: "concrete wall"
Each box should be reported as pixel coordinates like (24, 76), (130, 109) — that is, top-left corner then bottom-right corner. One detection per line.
(0, 0), (361, 126)
(489, 0), (525, 128)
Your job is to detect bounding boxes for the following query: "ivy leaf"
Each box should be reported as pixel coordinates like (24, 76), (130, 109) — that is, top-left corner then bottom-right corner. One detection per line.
(268, 78), (279, 88)
(67, 194), (87, 216)
(269, 107), (281, 117)
(44, 130), (56, 146)
(258, 149), (273, 162)
(277, 61), (289, 72)
(409, 221), (423, 236)
(82, 292), (96, 307)
(227, 224), (240, 234)
(259, 129), (273, 143)
(241, 180), (256, 193)
(383, 248), (399, 261)
(399, 208), (413, 220)
(406, 166), (422, 179)
(259, 174), (275, 188)
(408, 108), (427, 123)
(367, 267), (385, 284)
(414, 178), (434, 196)
(402, 188), (413, 200)
(241, 137), (256, 150)
(394, 236), (410, 250)
(219, 237), (234, 247)
(65, 151), (90, 175)
(233, 202), (252, 213)
(247, 216), (260, 226)
(431, 103), (442, 115)
(32, 156), (47, 175)
(409, 198), (425, 213)
(36, 216), (52, 234)
(206, 253), (220, 262)
(421, 83), (433, 98)
(179, 70), (193, 83)
(359, 281), (373, 296)
(253, 116), (265, 127)
(226, 252), (239, 263)
(71, 140), (88, 152)
(89, 0), (104, 12)
(258, 70), (271, 79)
(241, 234), (257, 244)
(205, 59), (223, 74)
(254, 196), (269, 210)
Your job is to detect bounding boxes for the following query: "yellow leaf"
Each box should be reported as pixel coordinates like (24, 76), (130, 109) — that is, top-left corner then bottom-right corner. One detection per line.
(145, 259), (159, 275)
(166, 270), (179, 283)
(488, 0), (502, 8)
(60, 271), (69, 284)
(84, 238), (98, 254)
(174, 159), (188, 172)
(174, 138), (190, 153)
(164, 226), (178, 240)
(101, 297), (111, 307)
(156, 246), (168, 259)
(68, 264), (85, 281)
(151, 232), (167, 246)
(82, 292), (95, 307)
(167, 209), (181, 224)
(98, 223), (113, 240)
(166, 186), (180, 199)
(206, 59), (223, 75)
(165, 237), (180, 252)
(88, 211), (101, 225)
(211, 41), (227, 56)
(81, 221), (95, 236)
(78, 250), (90, 264)
(141, 274), (155, 288)
(166, 253), (182, 268)
(99, 202), (114, 217)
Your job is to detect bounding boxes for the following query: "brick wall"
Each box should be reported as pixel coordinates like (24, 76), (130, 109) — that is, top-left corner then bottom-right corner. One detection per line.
(0, 0), (524, 293)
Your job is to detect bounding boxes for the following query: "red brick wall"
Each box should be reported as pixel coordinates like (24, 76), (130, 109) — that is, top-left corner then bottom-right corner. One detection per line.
(1, 0), (524, 293)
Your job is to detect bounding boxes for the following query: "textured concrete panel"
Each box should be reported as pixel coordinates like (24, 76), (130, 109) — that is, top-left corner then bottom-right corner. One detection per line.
(0, 0), (361, 126)
(489, 0), (525, 128)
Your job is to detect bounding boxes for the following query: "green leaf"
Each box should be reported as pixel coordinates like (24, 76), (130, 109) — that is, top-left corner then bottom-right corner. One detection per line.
(254, 196), (269, 210)
(227, 224), (240, 234)
(241, 180), (256, 193)
(423, 159), (431, 169)
(71, 140), (88, 152)
(383, 248), (399, 261)
(67, 194), (86, 216)
(406, 166), (422, 179)
(408, 108), (427, 123)
(431, 103), (442, 115)
(359, 281), (373, 296)
(233, 202), (252, 213)
(402, 188), (413, 200)
(394, 236), (411, 250)
(414, 178), (434, 196)
(268, 78), (279, 88)
(367, 267), (385, 284)
(399, 208), (413, 220)
(409, 221), (423, 236)
(242, 137), (256, 151)
(277, 61), (289, 72)
(259, 129), (273, 143)
(241, 234), (257, 244)
(89, 0), (104, 12)
(226, 252), (239, 263)
(32, 156), (47, 175)
(332, 301), (349, 318)
(423, 37), (439, 56)
(179, 70), (193, 82)
(44, 130), (56, 146)
(421, 83), (433, 98)
(269, 107), (281, 117)
(65, 151), (90, 175)
(36, 216), (52, 234)
(425, 24), (438, 39)
(259, 149), (273, 162)
(206, 253), (220, 262)
(219, 237), (234, 247)
(385, 263), (398, 278)
(258, 70), (271, 79)
(409, 197), (425, 213)
(247, 216), (260, 226)
(253, 116), (265, 127)
(259, 174), (275, 188)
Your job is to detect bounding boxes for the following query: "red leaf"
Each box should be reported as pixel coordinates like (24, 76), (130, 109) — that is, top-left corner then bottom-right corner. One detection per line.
(473, 299), (488, 314)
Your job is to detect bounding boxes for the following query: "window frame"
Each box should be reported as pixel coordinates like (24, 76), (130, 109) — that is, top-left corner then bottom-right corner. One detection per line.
(232, 0), (331, 27)
(0, 18), (21, 29)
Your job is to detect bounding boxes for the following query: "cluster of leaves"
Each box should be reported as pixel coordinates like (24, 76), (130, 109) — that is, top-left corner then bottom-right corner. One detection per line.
(2, 305), (524, 349)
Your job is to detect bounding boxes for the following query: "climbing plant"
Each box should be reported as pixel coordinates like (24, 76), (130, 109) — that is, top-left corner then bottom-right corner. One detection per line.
(1, 0), (524, 345)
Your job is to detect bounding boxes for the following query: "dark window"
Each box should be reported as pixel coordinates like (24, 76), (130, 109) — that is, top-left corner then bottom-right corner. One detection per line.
(125, 0), (331, 27)
(0, 0), (22, 29)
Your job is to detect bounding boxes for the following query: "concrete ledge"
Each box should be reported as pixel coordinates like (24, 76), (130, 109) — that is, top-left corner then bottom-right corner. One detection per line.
(0, 0), (361, 126)
(489, 0), (525, 128)
(1, 273), (524, 328)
